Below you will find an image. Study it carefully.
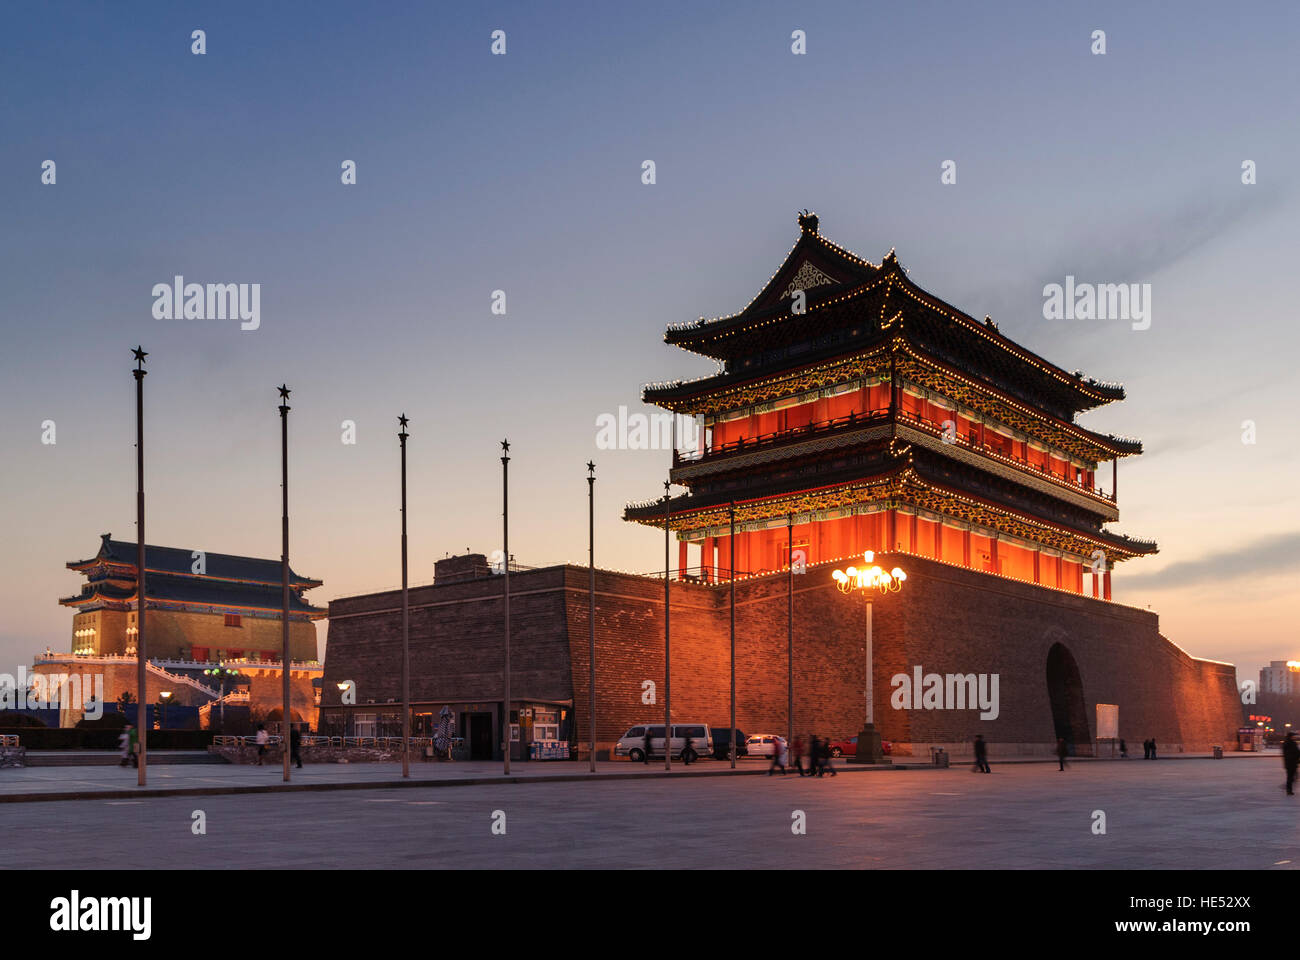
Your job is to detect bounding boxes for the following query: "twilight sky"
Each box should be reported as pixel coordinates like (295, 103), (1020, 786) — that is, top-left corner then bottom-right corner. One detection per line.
(2, 1), (1297, 675)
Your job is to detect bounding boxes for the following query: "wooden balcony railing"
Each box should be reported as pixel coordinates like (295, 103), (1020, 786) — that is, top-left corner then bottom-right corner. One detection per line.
(671, 407), (1115, 503)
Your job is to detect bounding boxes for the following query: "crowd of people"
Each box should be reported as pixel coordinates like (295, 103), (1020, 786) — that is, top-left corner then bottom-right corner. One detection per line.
(767, 735), (838, 777)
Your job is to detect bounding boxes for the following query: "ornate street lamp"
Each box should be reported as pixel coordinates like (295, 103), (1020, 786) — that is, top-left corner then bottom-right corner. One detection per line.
(832, 551), (906, 764)
(157, 690), (173, 730)
(204, 664), (243, 730)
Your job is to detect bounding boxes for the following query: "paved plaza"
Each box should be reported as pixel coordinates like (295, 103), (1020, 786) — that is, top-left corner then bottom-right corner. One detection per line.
(1, 754), (1294, 869)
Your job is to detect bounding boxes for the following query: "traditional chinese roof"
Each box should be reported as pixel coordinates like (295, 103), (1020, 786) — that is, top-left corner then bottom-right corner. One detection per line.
(59, 577), (326, 617)
(67, 534), (321, 588)
(625, 439), (1156, 563)
(653, 214), (1126, 421)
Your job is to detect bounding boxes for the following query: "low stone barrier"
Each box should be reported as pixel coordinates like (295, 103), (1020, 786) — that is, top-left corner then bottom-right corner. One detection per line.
(209, 743), (433, 765)
(0, 745), (27, 768)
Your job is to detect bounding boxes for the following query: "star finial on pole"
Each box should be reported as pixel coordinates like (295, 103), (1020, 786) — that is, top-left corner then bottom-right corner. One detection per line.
(132, 345), (148, 368)
(398, 413), (410, 430)
(278, 384), (291, 402)
(587, 460), (595, 477)
(501, 438), (510, 454)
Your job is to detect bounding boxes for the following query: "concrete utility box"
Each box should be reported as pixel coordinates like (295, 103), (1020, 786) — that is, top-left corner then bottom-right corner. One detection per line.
(1213, 745), (1223, 759)
(931, 748), (949, 768)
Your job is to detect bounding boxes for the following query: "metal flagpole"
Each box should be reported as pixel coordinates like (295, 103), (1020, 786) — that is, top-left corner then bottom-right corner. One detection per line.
(132, 347), (148, 787)
(729, 501), (736, 769)
(663, 478), (671, 772)
(399, 414), (410, 778)
(587, 461), (596, 774)
(788, 512), (794, 748)
(278, 384), (292, 782)
(501, 439), (511, 775)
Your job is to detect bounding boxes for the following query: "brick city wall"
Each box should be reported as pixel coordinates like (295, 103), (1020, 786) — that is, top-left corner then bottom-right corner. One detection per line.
(323, 568), (574, 709)
(323, 554), (1242, 758)
(66, 607), (316, 661)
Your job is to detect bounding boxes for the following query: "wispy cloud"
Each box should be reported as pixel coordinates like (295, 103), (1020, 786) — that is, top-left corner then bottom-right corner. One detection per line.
(1121, 531), (1300, 590)
(1050, 187), (1279, 285)
(962, 184), (1281, 333)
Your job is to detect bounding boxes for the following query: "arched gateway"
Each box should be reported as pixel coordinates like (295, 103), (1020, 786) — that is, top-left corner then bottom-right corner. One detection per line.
(1046, 642), (1091, 754)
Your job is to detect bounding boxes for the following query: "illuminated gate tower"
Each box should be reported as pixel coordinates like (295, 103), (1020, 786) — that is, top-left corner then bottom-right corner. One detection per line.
(625, 213), (1156, 597)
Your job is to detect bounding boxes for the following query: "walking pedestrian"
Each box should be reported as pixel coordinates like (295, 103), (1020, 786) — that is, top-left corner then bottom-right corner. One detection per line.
(768, 737), (787, 775)
(118, 723), (132, 767)
(290, 724), (303, 769)
(1149, 738), (1157, 760)
(973, 734), (990, 773)
(1119, 738), (1128, 759)
(255, 723), (269, 765)
(643, 727), (652, 765)
(792, 735), (806, 777)
(1283, 732), (1299, 795)
(1056, 737), (1068, 771)
(817, 736), (836, 777)
(127, 722), (139, 768)
(682, 733), (694, 766)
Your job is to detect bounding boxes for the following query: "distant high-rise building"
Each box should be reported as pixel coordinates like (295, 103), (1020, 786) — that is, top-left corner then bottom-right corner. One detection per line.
(1260, 661), (1298, 695)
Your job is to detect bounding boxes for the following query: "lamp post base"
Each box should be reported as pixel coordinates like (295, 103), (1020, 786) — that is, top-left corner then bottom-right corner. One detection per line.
(851, 723), (890, 764)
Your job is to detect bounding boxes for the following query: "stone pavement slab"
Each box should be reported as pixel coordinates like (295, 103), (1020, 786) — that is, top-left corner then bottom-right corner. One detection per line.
(0, 757), (1293, 869)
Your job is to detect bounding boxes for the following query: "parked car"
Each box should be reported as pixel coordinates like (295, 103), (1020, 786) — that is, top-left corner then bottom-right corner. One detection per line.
(613, 723), (712, 762)
(710, 727), (748, 760)
(744, 734), (787, 758)
(827, 735), (892, 758)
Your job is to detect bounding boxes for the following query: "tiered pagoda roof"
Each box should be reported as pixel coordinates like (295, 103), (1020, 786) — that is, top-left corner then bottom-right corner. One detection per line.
(626, 213), (1156, 564)
(649, 210), (1134, 432)
(61, 533), (325, 618)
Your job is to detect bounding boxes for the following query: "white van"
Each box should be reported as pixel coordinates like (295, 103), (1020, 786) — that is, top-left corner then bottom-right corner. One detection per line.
(614, 723), (712, 762)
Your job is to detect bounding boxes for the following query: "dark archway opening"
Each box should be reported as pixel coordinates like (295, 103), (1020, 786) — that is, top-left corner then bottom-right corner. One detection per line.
(1046, 642), (1091, 755)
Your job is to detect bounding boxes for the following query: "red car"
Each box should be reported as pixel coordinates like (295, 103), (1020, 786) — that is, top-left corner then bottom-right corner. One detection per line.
(828, 735), (892, 758)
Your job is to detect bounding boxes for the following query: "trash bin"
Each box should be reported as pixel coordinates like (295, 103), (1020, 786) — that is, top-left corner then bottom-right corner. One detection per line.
(932, 748), (949, 768)
(1212, 745), (1223, 759)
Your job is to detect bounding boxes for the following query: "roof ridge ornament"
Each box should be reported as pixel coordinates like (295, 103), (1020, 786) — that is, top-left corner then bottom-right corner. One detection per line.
(797, 209), (819, 234)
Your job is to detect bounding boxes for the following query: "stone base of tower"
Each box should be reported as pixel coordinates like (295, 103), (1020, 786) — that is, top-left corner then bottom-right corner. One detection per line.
(321, 552), (1242, 759)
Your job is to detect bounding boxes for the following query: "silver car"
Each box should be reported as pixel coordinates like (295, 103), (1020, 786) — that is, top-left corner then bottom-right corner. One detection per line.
(614, 723), (712, 762)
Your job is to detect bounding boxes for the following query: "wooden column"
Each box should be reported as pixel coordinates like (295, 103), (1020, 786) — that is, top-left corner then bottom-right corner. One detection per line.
(702, 536), (715, 582)
(963, 527), (971, 567)
(1033, 548), (1041, 584)
(678, 540), (689, 578)
(1103, 568), (1112, 601)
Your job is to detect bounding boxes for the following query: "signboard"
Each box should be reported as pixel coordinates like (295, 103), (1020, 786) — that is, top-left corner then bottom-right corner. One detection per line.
(1095, 703), (1119, 740)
